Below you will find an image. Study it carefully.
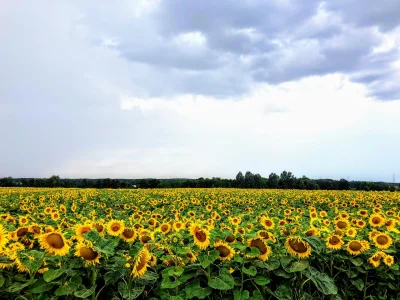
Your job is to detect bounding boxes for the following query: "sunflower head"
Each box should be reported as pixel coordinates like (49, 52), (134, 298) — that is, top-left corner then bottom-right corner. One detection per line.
(75, 243), (100, 265)
(132, 248), (151, 278)
(121, 228), (137, 242)
(369, 214), (385, 227)
(214, 241), (235, 261)
(285, 237), (311, 258)
(373, 233), (392, 250)
(39, 231), (70, 256)
(107, 220), (124, 236)
(383, 255), (394, 267)
(248, 238), (272, 261)
(326, 235), (344, 250)
(346, 240), (368, 256)
(190, 223), (210, 250)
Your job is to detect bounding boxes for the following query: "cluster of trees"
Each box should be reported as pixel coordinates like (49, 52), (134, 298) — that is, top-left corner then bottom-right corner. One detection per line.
(0, 172), (398, 191)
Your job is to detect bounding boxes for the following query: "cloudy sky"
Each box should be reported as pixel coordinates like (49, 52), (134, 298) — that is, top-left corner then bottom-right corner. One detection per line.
(1, 1), (400, 181)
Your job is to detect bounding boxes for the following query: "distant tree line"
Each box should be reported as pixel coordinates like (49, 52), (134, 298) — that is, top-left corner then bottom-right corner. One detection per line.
(0, 172), (398, 191)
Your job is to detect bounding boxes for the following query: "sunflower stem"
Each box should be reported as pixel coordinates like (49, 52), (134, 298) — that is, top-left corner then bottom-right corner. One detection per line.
(363, 271), (368, 300)
(91, 267), (97, 300)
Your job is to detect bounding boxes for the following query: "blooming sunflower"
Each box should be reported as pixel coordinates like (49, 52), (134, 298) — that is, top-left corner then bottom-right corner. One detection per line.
(383, 255), (394, 267)
(368, 252), (385, 268)
(346, 240), (368, 256)
(75, 243), (100, 265)
(0, 225), (9, 250)
(260, 217), (275, 230)
(190, 223), (210, 250)
(185, 251), (197, 263)
(369, 214), (385, 227)
(132, 248), (151, 278)
(120, 228), (137, 242)
(75, 224), (92, 241)
(285, 237), (311, 259)
(214, 241), (235, 261)
(39, 231), (70, 256)
(373, 233), (392, 250)
(335, 219), (349, 230)
(326, 235), (344, 250)
(346, 227), (357, 238)
(248, 238), (272, 261)
(107, 220), (124, 236)
(159, 223), (171, 234)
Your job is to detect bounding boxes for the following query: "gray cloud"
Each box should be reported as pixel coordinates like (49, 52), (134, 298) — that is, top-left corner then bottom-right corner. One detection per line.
(73, 0), (400, 100)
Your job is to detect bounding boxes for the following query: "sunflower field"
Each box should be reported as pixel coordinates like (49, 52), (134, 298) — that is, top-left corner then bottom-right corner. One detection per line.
(0, 188), (399, 300)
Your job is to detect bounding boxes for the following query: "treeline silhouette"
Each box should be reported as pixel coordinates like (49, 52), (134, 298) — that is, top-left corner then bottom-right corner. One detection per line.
(0, 171), (398, 191)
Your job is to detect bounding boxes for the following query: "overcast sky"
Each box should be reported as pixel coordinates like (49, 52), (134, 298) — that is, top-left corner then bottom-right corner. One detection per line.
(1, 1), (400, 181)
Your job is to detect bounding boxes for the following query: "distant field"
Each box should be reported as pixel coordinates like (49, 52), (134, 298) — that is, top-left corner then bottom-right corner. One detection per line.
(0, 188), (399, 299)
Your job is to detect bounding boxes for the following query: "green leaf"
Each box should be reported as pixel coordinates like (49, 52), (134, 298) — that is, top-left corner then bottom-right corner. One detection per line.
(43, 265), (67, 282)
(198, 250), (219, 268)
(84, 230), (119, 255)
(304, 236), (324, 252)
(234, 254), (244, 263)
(161, 276), (181, 289)
(304, 267), (338, 295)
(55, 284), (75, 296)
(7, 282), (30, 293)
(275, 284), (292, 300)
(185, 280), (212, 299)
(254, 275), (271, 285)
(0, 275), (4, 288)
(234, 289), (250, 300)
(167, 266), (184, 277)
(18, 250), (45, 272)
(351, 278), (365, 292)
(274, 269), (293, 279)
(247, 247), (261, 256)
(350, 257), (363, 267)
(263, 257), (280, 271)
(249, 290), (263, 300)
(242, 265), (257, 276)
(230, 242), (246, 251)
(74, 285), (96, 298)
(208, 269), (235, 290)
(280, 257), (309, 273)
(31, 282), (53, 294)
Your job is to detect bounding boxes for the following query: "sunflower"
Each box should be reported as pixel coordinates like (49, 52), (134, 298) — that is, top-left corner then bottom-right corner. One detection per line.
(185, 251), (197, 263)
(373, 233), (392, 250)
(132, 248), (151, 278)
(173, 221), (184, 232)
(75, 243), (100, 265)
(214, 241), (235, 261)
(0, 225), (9, 250)
(346, 240), (368, 256)
(229, 216), (241, 227)
(159, 223), (171, 234)
(248, 238), (272, 261)
(326, 235), (344, 250)
(120, 228), (137, 242)
(304, 228), (319, 237)
(16, 227), (29, 239)
(225, 234), (236, 243)
(139, 230), (154, 245)
(346, 227), (357, 238)
(335, 219), (349, 230)
(75, 224), (92, 241)
(383, 255), (394, 267)
(369, 214), (385, 227)
(92, 222), (105, 236)
(51, 212), (60, 221)
(385, 218), (396, 230)
(39, 231), (70, 256)
(285, 237), (311, 259)
(19, 216), (29, 226)
(369, 252), (385, 268)
(260, 217), (275, 230)
(190, 223), (210, 250)
(107, 220), (124, 236)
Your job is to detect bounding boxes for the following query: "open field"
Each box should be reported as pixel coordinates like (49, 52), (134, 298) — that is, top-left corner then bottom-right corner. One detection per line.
(0, 188), (399, 299)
